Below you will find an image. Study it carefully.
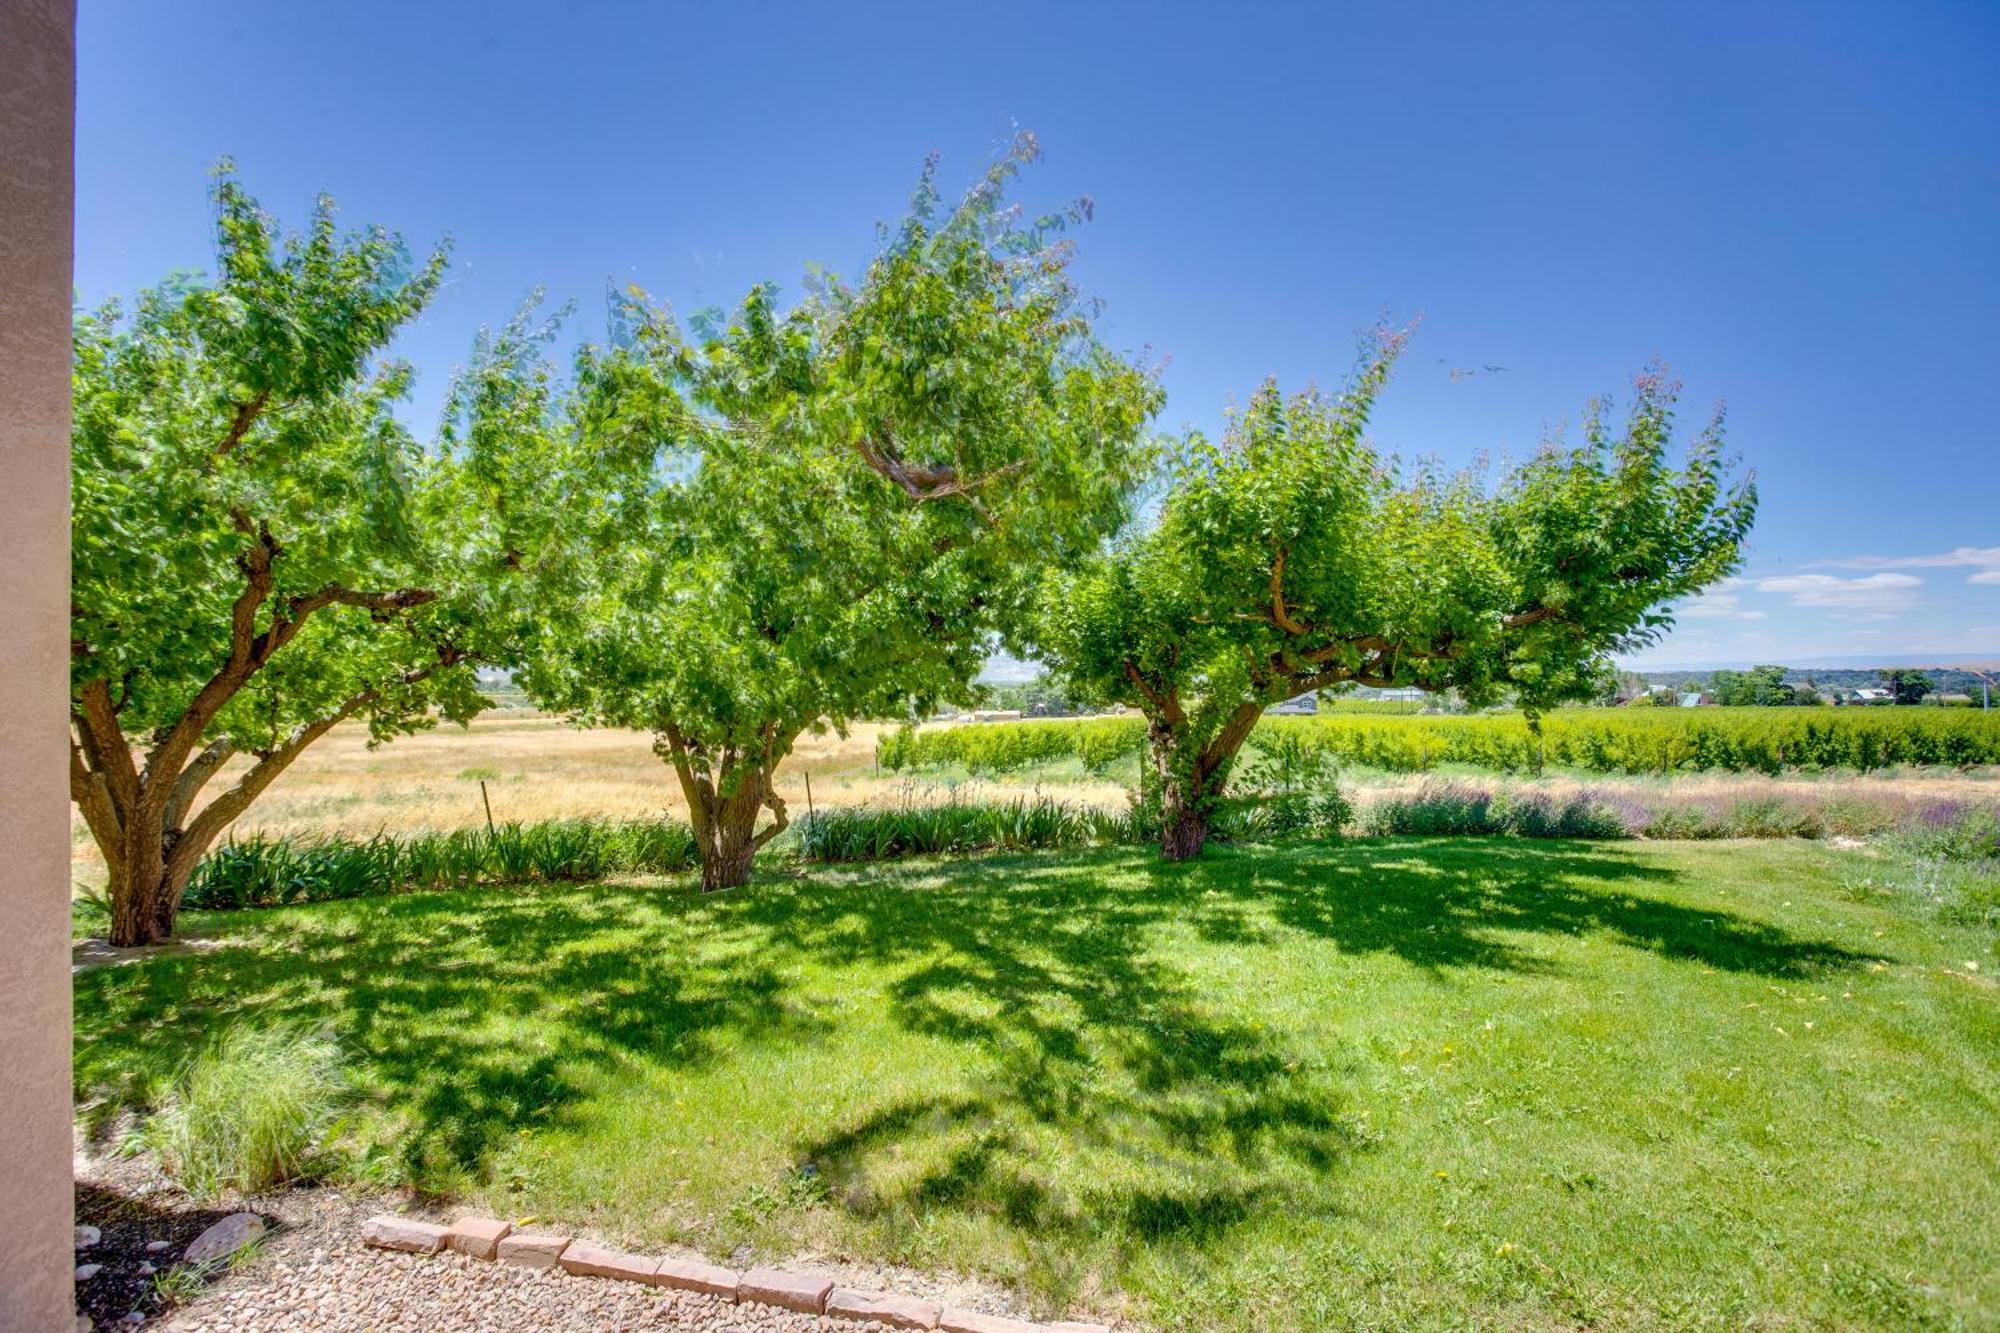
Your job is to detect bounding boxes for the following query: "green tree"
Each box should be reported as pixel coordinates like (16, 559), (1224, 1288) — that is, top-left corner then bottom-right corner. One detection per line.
(1037, 348), (1756, 858)
(70, 171), (494, 945)
(1711, 664), (1795, 705)
(1879, 667), (1935, 705)
(457, 136), (1160, 889)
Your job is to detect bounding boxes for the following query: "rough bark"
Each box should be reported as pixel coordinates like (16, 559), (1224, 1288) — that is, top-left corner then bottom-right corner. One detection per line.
(657, 721), (792, 892)
(1145, 690), (1287, 863)
(1147, 707), (1236, 863)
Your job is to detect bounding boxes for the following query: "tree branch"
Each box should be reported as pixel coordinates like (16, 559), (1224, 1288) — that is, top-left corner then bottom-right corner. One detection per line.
(1503, 605), (1560, 629)
(164, 735), (238, 831)
(70, 737), (125, 871)
(167, 660), (450, 888)
(1123, 661), (1185, 725)
(748, 723), (793, 850)
(852, 433), (1022, 523)
(1268, 547), (1310, 635)
(215, 391), (272, 460)
(74, 680), (140, 811)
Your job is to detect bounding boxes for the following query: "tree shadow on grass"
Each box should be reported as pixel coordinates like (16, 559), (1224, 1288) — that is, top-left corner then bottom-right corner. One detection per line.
(739, 838), (1875, 1263)
(72, 886), (816, 1184)
(73, 837), (1878, 1274)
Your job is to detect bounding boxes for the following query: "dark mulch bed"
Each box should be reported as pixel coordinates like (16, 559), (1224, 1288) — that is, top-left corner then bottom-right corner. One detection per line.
(73, 1179), (261, 1328)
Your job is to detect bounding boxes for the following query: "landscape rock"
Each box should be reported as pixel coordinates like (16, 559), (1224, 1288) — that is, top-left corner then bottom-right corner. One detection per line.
(444, 1214), (513, 1261)
(827, 1285), (942, 1328)
(496, 1230), (572, 1269)
(184, 1211), (267, 1265)
(75, 1225), (101, 1250)
(143, 1239), (170, 1254)
(650, 1254), (741, 1296)
(360, 1214), (449, 1255)
(74, 1263), (103, 1281)
(556, 1240), (657, 1283)
(739, 1266), (835, 1314)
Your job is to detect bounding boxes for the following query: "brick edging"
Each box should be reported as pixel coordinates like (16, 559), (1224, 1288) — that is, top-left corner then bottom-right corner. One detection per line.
(361, 1214), (1112, 1332)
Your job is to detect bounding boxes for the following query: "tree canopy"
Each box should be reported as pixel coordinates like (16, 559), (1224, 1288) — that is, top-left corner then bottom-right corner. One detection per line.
(1710, 664), (1812, 706)
(456, 135), (1162, 887)
(1036, 336), (1757, 857)
(70, 170), (494, 943)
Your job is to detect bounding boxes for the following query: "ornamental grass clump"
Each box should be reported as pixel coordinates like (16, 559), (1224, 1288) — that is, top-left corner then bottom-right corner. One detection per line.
(145, 1026), (348, 1198)
(1364, 781), (1630, 839)
(1898, 801), (2000, 864)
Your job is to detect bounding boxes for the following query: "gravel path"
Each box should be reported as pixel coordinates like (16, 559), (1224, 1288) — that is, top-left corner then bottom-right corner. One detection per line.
(76, 1139), (1083, 1332)
(156, 1247), (845, 1332)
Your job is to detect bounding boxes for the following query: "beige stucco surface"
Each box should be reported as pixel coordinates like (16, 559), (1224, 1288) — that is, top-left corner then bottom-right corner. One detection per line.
(0, 0), (78, 1327)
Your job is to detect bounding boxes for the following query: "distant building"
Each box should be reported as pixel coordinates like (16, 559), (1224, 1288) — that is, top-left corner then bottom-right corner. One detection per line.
(1678, 691), (1709, 707)
(1850, 687), (1894, 705)
(1264, 693), (1319, 716)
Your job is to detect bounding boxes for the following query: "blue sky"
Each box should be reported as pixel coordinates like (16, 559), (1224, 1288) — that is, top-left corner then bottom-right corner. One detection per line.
(75, 1), (1999, 669)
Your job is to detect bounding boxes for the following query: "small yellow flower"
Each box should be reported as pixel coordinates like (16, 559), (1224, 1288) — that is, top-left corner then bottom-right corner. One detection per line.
(1495, 1242), (1515, 1257)
(1434, 1170), (1449, 1180)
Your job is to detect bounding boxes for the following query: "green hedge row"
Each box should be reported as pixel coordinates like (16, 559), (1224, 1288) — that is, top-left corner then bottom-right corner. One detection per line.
(879, 708), (2000, 776)
(877, 716), (1147, 774)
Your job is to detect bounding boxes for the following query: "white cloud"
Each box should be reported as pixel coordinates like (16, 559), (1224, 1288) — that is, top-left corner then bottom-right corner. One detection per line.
(1676, 578), (1767, 621)
(1822, 546), (2000, 585)
(1754, 572), (1923, 612)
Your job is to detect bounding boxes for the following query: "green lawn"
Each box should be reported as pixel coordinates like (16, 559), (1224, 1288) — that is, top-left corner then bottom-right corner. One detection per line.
(74, 840), (1998, 1330)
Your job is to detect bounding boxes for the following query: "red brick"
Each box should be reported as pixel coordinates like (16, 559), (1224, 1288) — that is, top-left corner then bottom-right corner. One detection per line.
(738, 1266), (834, 1313)
(827, 1286), (942, 1328)
(557, 1241), (658, 1283)
(444, 1216), (513, 1261)
(496, 1231), (571, 1269)
(361, 1216), (449, 1255)
(648, 1255), (740, 1297)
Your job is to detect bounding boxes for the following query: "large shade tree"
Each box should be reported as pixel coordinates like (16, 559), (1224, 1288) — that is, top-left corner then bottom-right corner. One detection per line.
(456, 136), (1161, 889)
(70, 173), (494, 945)
(1037, 334), (1758, 859)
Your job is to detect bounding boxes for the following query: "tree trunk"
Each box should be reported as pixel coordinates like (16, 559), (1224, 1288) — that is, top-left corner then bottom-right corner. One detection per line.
(699, 824), (758, 891)
(103, 824), (203, 947)
(659, 723), (792, 892)
(1158, 789), (1210, 860)
(1145, 699), (1265, 863)
(1148, 714), (1217, 862)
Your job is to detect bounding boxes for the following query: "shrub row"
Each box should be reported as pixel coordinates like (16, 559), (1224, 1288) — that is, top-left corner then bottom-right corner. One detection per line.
(877, 717), (1146, 774)
(880, 708), (2000, 777)
(795, 796), (1132, 862)
(176, 791), (2000, 903)
(182, 817), (697, 910)
(1269, 710), (2000, 774)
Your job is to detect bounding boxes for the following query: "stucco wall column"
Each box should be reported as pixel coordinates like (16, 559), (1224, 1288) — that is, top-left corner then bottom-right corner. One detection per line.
(0, 0), (78, 1327)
